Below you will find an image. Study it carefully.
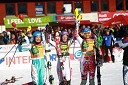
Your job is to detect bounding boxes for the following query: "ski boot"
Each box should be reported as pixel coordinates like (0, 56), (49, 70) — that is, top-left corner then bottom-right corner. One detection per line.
(10, 76), (16, 83)
(49, 75), (54, 85)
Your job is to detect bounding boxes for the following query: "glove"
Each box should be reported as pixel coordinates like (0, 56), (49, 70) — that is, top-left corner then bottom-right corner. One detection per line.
(49, 75), (54, 83)
(47, 61), (52, 69)
(0, 58), (5, 64)
(97, 59), (103, 67)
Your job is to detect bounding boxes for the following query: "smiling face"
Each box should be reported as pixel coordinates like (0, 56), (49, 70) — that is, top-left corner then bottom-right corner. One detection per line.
(35, 36), (41, 43)
(83, 31), (92, 39)
(62, 35), (68, 43)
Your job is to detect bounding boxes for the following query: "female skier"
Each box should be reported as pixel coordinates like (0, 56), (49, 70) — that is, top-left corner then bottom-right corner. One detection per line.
(74, 27), (96, 85)
(50, 30), (73, 85)
(16, 29), (53, 85)
(20, 30), (46, 85)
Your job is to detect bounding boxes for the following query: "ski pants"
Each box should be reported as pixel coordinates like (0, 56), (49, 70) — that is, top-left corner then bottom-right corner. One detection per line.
(104, 46), (115, 62)
(57, 57), (71, 83)
(80, 56), (96, 85)
(31, 58), (46, 85)
(123, 65), (128, 85)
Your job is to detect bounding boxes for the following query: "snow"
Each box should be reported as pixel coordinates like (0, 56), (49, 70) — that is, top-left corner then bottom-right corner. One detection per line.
(0, 60), (123, 85)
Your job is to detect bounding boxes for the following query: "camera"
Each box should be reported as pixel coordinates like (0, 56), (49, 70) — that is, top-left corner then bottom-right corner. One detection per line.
(45, 24), (52, 33)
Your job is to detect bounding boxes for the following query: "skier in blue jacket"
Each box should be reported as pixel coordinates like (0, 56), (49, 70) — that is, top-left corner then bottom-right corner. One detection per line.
(103, 29), (115, 63)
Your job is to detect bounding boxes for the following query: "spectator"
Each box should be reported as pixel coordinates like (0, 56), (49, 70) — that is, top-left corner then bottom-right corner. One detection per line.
(17, 30), (30, 44)
(0, 33), (5, 45)
(8, 33), (17, 44)
(26, 31), (32, 43)
(102, 29), (115, 63)
(3, 31), (9, 44)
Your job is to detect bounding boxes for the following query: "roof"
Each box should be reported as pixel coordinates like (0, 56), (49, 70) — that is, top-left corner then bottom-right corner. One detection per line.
(0, 0), (84, 3)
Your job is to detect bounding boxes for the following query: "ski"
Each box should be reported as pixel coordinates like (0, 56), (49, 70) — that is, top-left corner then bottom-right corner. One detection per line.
(54, 31), (65, 85)
(93, 28), (103, 85)
(96, 48), (102, 85)
(1, 76), (23, 85)
(45, 25), (54, 85)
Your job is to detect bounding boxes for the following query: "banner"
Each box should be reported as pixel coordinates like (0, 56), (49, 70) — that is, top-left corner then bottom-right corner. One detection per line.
(98, 12), (128, 22)
(56, 14), (75, 22)
(81, 13), (98, 22)
(4, 16), (55, 28)
(0, 41), (82, 69)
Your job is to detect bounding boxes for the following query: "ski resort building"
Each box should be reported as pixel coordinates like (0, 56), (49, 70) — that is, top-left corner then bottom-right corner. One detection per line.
(0, 0), (128, 31)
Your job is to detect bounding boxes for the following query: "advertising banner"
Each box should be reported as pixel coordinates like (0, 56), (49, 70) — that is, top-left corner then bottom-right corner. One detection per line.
(0, 41), (82, 69)
(56, 14), (75, 22)
(81, 13), (98, 22)
(98, 12), (128, 22)
(4, 16), (55, 28)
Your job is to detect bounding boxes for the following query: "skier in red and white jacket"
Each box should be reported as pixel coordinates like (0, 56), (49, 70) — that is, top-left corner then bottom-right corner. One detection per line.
(50, 31), (74, 85)
(74, 27), (96, 85)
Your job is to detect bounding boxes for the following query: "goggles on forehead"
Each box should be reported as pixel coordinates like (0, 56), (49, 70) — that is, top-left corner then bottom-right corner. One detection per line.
(82, 28), (91, 33)
(83, 31), (91, 35)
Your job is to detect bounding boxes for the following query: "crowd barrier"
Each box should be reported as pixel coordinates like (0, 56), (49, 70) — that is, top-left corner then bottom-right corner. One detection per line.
(0, 40), (123, 69)
(0, 40), (82, 69)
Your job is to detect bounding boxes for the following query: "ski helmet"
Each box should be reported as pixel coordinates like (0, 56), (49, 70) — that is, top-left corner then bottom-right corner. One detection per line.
(33, 30), (42, 37)
(31, 30), (42, 43)
(82, 28), (91, 33)
(61, 31), (69, 36)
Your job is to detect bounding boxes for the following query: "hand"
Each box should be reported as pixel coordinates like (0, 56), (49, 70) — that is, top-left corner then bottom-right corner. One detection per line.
(47, 61), (52, 69)
(97, 59), (103, 67)
(0, 58), (4, 64)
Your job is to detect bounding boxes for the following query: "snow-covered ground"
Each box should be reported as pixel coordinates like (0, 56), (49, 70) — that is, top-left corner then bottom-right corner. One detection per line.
(0, 60), (123, 85)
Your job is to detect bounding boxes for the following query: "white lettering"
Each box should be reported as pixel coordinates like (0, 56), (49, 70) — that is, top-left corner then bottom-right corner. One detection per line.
(113, 13), (128, 18)
(7, 19), (10, 24)
(61, 17), (64, 19)
(99, 14), (107, 17)
(99, 18), (111, 22)
(9, 19), (24, 24)
(28, 18), (42, 23)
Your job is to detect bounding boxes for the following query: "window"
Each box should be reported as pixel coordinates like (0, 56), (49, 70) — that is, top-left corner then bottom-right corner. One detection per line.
(74, 1), (83, 13)
(35, 3), (44, 15)
(101, 0), (108, 11)
(47, 2), (56, 13)
(126, 0), (128, 10)
(116, 0), (123, 10)
(6, 3), (15, 15)
(63, 1), (72, 13)
(18, 3), (27, 14)
(91, 0), (98, 12)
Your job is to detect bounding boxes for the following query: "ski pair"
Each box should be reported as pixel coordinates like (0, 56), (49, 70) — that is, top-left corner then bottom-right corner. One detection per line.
(1, 76), (22, 85)
(55, 31), (70, 85)
(44, 29), (54, 85)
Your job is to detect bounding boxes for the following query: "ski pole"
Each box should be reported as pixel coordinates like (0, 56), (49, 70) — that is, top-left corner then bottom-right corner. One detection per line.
(8, 44), (19, 67)
(3, 44), (17, 59)
(0, 44), (17, 64)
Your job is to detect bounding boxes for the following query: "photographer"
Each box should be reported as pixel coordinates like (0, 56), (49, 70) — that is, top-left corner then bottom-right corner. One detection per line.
(17, 30), (29, 44)
(118, 30), (128, 85)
